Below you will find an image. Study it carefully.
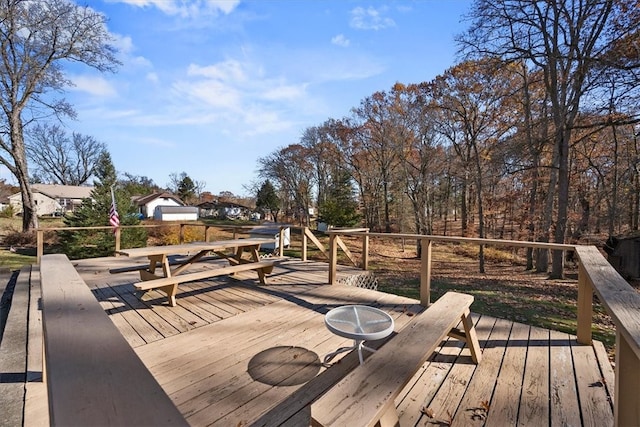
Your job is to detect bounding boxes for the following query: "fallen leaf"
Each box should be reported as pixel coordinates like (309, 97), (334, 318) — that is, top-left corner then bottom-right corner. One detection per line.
(421, 407), (435, 418)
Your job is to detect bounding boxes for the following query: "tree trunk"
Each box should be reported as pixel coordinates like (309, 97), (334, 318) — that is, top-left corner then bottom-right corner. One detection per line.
(460, 177), (468, 237)
(551, 127), (571, 279)
(11, 117), (38, 231)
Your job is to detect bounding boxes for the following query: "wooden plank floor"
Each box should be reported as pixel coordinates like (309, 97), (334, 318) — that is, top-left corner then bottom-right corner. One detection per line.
(14, 256), (616, 426)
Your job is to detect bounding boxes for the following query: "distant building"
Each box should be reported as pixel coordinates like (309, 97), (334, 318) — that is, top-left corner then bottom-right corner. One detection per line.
(153, 206), (199, 221)
(133, 192), (184, 218)
(8, 184), (93, 217)
(197, 201), (255, 220)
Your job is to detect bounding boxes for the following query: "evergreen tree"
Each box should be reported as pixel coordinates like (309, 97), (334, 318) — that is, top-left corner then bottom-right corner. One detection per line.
(256, 180), (280, 222)
(59, 152), (147, 259)
(319, 170), (361, 227)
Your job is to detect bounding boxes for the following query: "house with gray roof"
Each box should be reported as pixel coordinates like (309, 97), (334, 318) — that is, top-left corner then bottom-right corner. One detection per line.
(8, 184), (94, 217)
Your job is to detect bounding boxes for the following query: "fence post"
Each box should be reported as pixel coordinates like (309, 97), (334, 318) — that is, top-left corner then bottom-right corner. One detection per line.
(362, 231), (369, 270)
(37, 229), (44, 264)
(278, 227), (285, 257)
(615, 329), (640, 426)
(205, 226), (212, 242)
(179, 224), (185, 244)
(576, 260), (592, 345)
(328, 233), (338, 284)
(114, 228), (121, 256)
(301, 227), (308, 261)
(420, 238), (432, 307)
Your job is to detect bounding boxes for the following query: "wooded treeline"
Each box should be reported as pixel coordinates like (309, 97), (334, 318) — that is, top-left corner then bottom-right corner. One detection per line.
(258, 0), (640, 276)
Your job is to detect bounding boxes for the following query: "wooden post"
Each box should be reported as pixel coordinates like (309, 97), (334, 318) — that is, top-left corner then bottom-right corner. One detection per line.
(36, 229), (44, 264)
(114, 228), (121, 256)
(278, 227), (285, 257)
(420, 238), (432, 307)
(576, 260), (593, 345)
(301, 227), (308, 261)
(328, 233), (338, 284)
(179, 224), (185, 244)
(205, 226), (212, 242)
(362, 231), (369, 270)
(615, 330), (640, 426)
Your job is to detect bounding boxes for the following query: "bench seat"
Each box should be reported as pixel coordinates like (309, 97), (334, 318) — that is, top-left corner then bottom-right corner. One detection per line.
(135, 259), (278, 306)
(311, 291), (481, 427)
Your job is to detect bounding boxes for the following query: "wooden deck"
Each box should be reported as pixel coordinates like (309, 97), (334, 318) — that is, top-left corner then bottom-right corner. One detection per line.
(3, 256), (616, 426)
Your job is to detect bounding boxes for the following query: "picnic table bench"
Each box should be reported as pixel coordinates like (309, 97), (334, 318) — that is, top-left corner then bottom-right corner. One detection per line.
(311, 291), (482, 427)
(112, 238), (277, 306)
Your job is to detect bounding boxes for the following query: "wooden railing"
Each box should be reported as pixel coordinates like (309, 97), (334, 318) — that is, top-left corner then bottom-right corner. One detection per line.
(327, 230), (640, 427)
(35, 223), (364, 265)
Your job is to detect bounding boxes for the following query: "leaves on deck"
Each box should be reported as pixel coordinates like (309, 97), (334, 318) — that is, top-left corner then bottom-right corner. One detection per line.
(421, 406), (435, 418)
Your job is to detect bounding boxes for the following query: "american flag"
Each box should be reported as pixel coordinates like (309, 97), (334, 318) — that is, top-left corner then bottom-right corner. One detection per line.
(109, 187), (120, 230)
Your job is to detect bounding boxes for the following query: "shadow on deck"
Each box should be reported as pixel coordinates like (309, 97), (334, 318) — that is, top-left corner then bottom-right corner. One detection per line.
(1, 256), (615, 426)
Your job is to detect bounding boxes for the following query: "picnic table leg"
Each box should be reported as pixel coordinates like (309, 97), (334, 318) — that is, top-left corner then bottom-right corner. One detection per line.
(138, 254), (177, 306)
(139, 254), (170, 281)
(249, 245), (268, 284)
(158, 284), (178, 307)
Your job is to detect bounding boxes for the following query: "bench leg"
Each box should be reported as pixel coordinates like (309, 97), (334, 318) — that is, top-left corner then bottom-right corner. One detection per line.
(460, 308), (482, 364)
(377, 400), (400, 427)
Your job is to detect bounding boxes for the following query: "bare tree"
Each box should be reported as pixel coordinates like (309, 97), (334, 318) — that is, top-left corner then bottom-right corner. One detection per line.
(258, 145), (315, 226)
(26, 123), (106, 185)
(432, 59), (518, 272)
(0, 0), (119, 231)
(459, 0), (640, 278)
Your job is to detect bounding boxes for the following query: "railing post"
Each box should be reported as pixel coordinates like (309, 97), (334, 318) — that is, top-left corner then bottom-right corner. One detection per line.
(576, 260), (592, 344)
(615, 331), (640, 426)
(362, 231), (369, 270)
(420, 238), (432, 307)
(114, 228), (121, 256)
(36, 229), (44, 264)
(329, 233), (338, 284)
(179, 224), (185, 244)
(302, 227), (308, 261)
(278, 226), (285, 257)
(205, 226), (212, 242)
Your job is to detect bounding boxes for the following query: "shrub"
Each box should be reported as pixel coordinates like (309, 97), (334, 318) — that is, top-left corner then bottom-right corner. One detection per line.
(0, 205), (14, 218)
(2, 227), (36, 246)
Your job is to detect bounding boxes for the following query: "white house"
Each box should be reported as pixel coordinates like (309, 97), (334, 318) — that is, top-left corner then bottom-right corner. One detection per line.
(9, 184), (93, 217)
(134, 192), (184, 218)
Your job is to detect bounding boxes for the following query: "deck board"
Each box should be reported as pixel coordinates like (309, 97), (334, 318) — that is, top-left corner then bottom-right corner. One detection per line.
(4, 255), (616, 426)
(518, 326), (550, 426)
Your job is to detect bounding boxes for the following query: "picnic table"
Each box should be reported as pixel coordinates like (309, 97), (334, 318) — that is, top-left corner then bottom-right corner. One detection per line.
(112, 238), (277, 306)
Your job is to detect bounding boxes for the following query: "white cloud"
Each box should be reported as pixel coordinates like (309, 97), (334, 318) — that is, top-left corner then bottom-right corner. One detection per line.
(69, 75), (117, 97)
(108, 0), (240, 18)
(166, 57), (309, 135)
(261, 82), (307, 101)
(188, 60), (247, 83)
(331, 34), (350, 47)
(146, 72), (159, 83)
(350, 6), (396, 30)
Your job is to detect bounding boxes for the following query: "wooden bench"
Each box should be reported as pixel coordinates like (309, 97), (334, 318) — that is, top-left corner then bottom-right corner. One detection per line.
(40, 254), (187, 426)
(310, 291), (482, 427)
(135, 259), (278, 306)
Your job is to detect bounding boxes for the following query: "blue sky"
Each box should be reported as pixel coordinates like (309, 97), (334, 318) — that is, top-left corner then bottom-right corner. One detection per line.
(22, 0), (472, 196)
